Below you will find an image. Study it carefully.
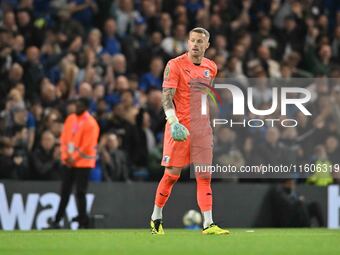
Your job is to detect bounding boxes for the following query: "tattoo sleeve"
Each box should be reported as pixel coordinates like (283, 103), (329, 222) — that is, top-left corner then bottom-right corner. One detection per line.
(162, 88), (176, 111)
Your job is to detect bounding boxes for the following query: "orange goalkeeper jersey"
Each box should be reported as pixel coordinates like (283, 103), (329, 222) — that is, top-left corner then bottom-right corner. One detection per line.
(162, 53), (217, 127)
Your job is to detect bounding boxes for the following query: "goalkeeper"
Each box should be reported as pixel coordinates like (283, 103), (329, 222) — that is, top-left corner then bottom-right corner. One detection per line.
(150, 27), (229, 235)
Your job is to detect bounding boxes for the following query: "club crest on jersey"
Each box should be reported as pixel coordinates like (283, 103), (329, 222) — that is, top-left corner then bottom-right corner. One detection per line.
(203, 70), (210, 78)
(162, 155), (170, 163)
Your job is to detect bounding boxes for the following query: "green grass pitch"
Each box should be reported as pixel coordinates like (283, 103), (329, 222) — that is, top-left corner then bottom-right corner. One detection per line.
(0, 229), (339, 255)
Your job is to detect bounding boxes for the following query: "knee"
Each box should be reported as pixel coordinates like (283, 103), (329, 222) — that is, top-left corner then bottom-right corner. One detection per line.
(163, 170), (180, 185)
(196, 174), (211, 185)
(165, 167), (182, 176)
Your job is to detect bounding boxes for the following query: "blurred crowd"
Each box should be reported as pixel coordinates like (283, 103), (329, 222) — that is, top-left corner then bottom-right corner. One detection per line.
(0, 0), (340, 184)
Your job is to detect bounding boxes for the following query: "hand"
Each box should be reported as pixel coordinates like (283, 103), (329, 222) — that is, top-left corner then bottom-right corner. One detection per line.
(57, 33), (67, 43)
(166, 112), (189, 141)
(170, 121), (190, 141)
(0, 47), (11, 57)
(65, 157), (75, 167)
(13, 156), (23, 165)
(53, 146), (60, 160)
(68, 36), (82, 53)
(101, 53), (112, 66)
(99, 135), (108, 150)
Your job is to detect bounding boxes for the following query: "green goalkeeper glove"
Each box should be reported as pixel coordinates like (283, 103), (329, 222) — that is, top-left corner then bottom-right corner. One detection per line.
(166, 110), (189, 141)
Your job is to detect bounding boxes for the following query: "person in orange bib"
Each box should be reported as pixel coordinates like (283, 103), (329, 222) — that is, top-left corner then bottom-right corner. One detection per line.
(49, 97), (99, 229)
(150, 28), (230, 235)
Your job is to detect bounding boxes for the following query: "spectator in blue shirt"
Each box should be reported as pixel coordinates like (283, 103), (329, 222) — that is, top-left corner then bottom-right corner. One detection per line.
(68, 0), (98, 29)
(139, 57), (164, 92)
(103, 17), (121, 56)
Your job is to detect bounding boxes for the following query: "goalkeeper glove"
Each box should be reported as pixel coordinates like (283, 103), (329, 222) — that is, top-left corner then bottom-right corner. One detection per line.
(165, 109), (189, 141)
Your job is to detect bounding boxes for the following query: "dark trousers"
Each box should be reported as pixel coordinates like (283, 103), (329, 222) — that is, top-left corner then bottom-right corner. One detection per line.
(55, 166), (91, 226)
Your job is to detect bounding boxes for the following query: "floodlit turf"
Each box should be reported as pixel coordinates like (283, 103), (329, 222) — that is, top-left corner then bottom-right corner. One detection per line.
(0, 228), (339, 255)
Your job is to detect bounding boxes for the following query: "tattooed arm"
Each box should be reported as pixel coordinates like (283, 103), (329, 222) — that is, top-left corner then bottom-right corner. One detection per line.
(161, 61), (189, 140)
(162, 87), (177, 123)
(162, 88), (176, 112)
(162, 87), (189, 140)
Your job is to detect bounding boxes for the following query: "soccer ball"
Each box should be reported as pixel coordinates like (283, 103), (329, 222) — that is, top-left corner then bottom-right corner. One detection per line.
(182, 210), (202, 227)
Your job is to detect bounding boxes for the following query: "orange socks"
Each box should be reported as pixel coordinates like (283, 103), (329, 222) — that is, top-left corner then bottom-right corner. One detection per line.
(196, 175), (212, 212)
(154, 171), (180, 208)
(154, 171), (212, 213)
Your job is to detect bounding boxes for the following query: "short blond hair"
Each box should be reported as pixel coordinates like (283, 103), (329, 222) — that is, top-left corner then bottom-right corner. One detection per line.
(190, 27), (210, 39)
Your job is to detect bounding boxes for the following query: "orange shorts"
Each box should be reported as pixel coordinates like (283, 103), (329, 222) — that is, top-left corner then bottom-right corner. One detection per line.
(161, 122), (213, 168)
